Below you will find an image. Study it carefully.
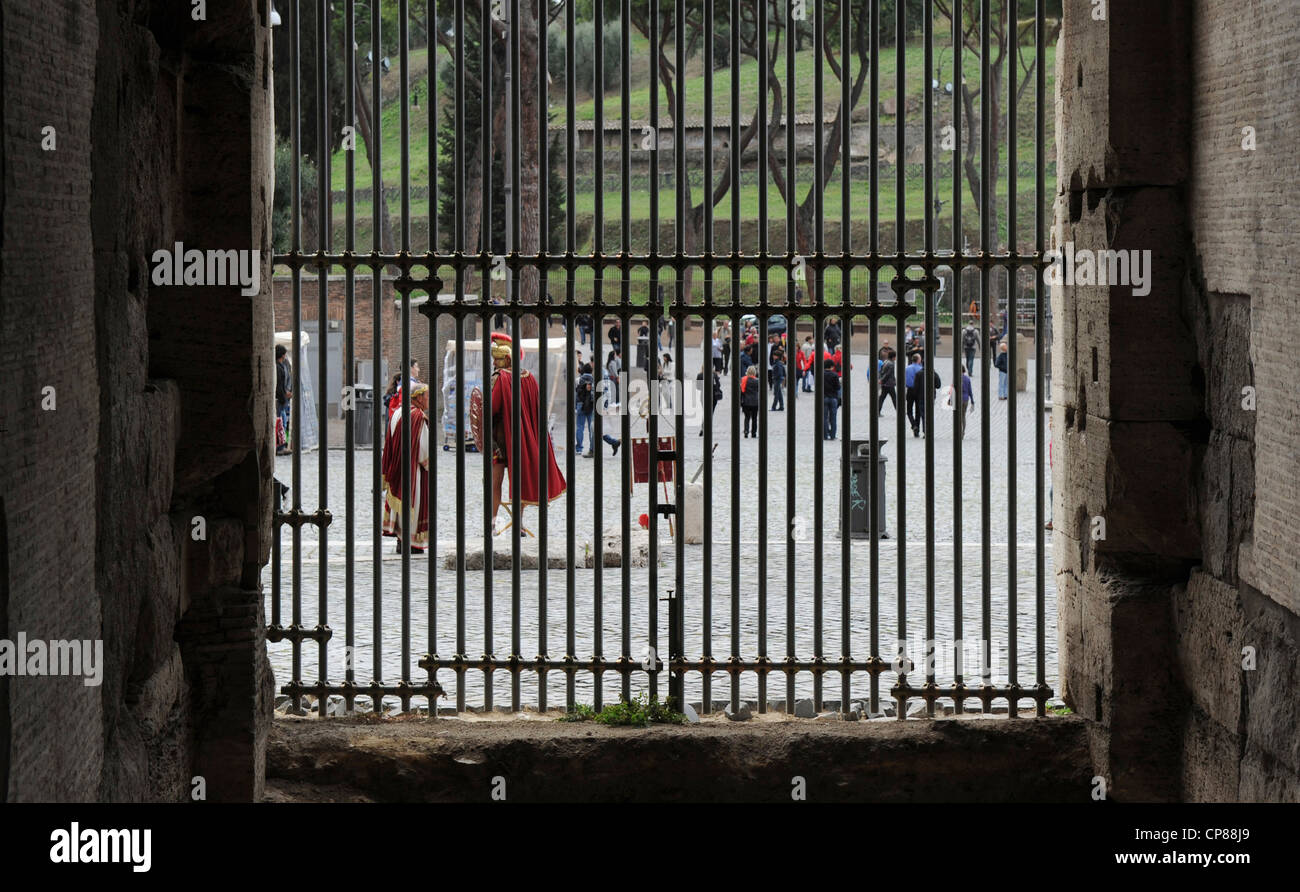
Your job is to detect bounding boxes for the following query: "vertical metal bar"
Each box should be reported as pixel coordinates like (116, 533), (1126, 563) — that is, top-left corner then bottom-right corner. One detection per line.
(344, 0), (356, 696)
(508, 0), (523, 716)
(480, 0), (495, 715)
(951, 0), (964, 713)
(592, 317), (604, 712)
(315, 0), (331, 717)
(592, 0), (606, 714)
(979, 0), (992, 709)
(289, 0), (303, 711)
(620, 311), (631, 703)
(453, 0), (467, 715)
(894, 0), (908, 719)
(674, 306), (685, 710)
(1035, 0), (1048, 718)
(509, 313), (521, 714)
(369, 0), (383, 707)
(398, 0), (412, 708)
(565, 0), (577, 712)
(701, 0), (715, 715)
(644, 0), (658, 703)
(482, 311), (494, 711)
(867, 0), (880, 716)
(758, 0), (777, 719)
(455, 309), (466, 712)
(840, 0), (854, 717)
(1006, 1), (1019, 717)
(729, 297), (739, 715)
(815, 0), (829, 717)
(923, 0), (936, 718)
(536, 0), (550, 713)
(427, 0), (439, 710)
(785, 0), (797, 716)
(617, 0), (632, 708)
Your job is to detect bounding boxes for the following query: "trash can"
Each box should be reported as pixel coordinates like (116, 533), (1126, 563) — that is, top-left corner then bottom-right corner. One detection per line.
(839, 438), (888, 539)
(636, 332), (650, 371)
(354, 384), (375, 447)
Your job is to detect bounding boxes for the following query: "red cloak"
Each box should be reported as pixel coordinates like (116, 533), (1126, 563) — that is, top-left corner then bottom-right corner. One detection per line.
(381, 406), (430, 537)
(490, 368), (567, 505)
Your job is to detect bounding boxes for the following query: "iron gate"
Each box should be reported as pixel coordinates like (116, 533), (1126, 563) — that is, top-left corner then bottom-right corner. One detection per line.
(269, 0), (1054, 718)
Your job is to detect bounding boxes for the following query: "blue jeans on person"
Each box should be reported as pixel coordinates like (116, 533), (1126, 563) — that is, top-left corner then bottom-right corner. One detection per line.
(998, 369), (1009, 399)
(965, 348), (976, 376)
(575, 408), (594, 452)
(823, 397), (839, 439)
(278, 402), (291, 449)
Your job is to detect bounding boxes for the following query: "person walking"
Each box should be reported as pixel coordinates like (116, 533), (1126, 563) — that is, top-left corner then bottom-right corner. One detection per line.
(995, 340), (1009, 400)
(576, 313), (594, 347)
(576, 362), (621, 456)
(697, 368), (723, 435)
(825, 317), (842, 352)
(605, 348), (622, 408)
(721, 323), (732, 375)
(770, 347), (786, 411)
(740, 365), (760, 437)
(823, 361), (842, 439)
(962, 321), (979, 378)
(878, 347), (897, 414)
(955, 364), (975, 441)
(712, 331), (724, 373)
(904, 353), (924, 437)
(275, 345), (293, 455)
(799, 336), (815, 391)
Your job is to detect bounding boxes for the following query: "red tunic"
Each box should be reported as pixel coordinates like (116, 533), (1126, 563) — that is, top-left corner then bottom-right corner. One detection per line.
(490, 367), (567, 505)
(380, 406), (430, 539)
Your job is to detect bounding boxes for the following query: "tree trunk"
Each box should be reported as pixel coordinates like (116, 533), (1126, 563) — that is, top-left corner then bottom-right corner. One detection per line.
(354, 57), (398, 273)
(516, 1), (542, 338)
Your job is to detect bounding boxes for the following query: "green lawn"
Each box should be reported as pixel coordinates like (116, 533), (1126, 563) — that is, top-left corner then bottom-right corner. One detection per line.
(307, 27), (1056, 257)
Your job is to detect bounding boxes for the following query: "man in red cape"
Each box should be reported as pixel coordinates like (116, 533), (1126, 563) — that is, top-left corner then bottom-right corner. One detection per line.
(381, 382), (431, 552)
(488, 332), (566, 535)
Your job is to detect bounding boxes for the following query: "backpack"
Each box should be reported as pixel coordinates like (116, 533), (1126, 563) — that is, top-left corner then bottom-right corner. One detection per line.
(963, 328), (978, 350)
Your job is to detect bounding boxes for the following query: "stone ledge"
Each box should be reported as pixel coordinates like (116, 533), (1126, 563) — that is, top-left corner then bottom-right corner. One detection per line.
(266, 714), (1091, 802)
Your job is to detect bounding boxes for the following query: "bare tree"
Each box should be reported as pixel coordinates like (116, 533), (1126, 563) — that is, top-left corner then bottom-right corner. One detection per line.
(934, 0), (1038, 252)
(764, 0), (872, 257)
(630, 0), (773, 301)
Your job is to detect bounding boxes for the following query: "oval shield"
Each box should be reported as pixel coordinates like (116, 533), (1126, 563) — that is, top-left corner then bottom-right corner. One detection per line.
(469, 384), (485, 453)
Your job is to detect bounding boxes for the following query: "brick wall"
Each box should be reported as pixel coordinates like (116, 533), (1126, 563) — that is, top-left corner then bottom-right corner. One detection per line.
(272, 277), (453, 391)
(272, 275), (400, 383)
(1180, 0), (1300, 801)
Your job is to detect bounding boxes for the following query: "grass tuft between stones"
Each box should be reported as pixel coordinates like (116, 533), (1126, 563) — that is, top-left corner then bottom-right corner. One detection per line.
(557, 694), (687, 727)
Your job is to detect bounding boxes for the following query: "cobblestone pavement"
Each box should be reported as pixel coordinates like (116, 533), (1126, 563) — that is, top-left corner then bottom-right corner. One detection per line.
(266, 347), (1057, 712)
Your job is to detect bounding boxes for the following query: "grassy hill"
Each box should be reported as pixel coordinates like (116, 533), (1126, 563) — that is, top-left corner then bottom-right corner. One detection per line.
(315, 25), (1056, 280)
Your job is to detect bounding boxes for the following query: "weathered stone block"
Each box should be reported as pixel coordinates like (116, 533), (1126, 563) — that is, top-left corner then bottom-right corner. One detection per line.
(1172, 569), (1243, 731)
(1056, 415), (1201, 566)
(1054, 188), (1200, 423)
(1181, 705), (1241, 802)
(1056, 0), (1190, 190)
